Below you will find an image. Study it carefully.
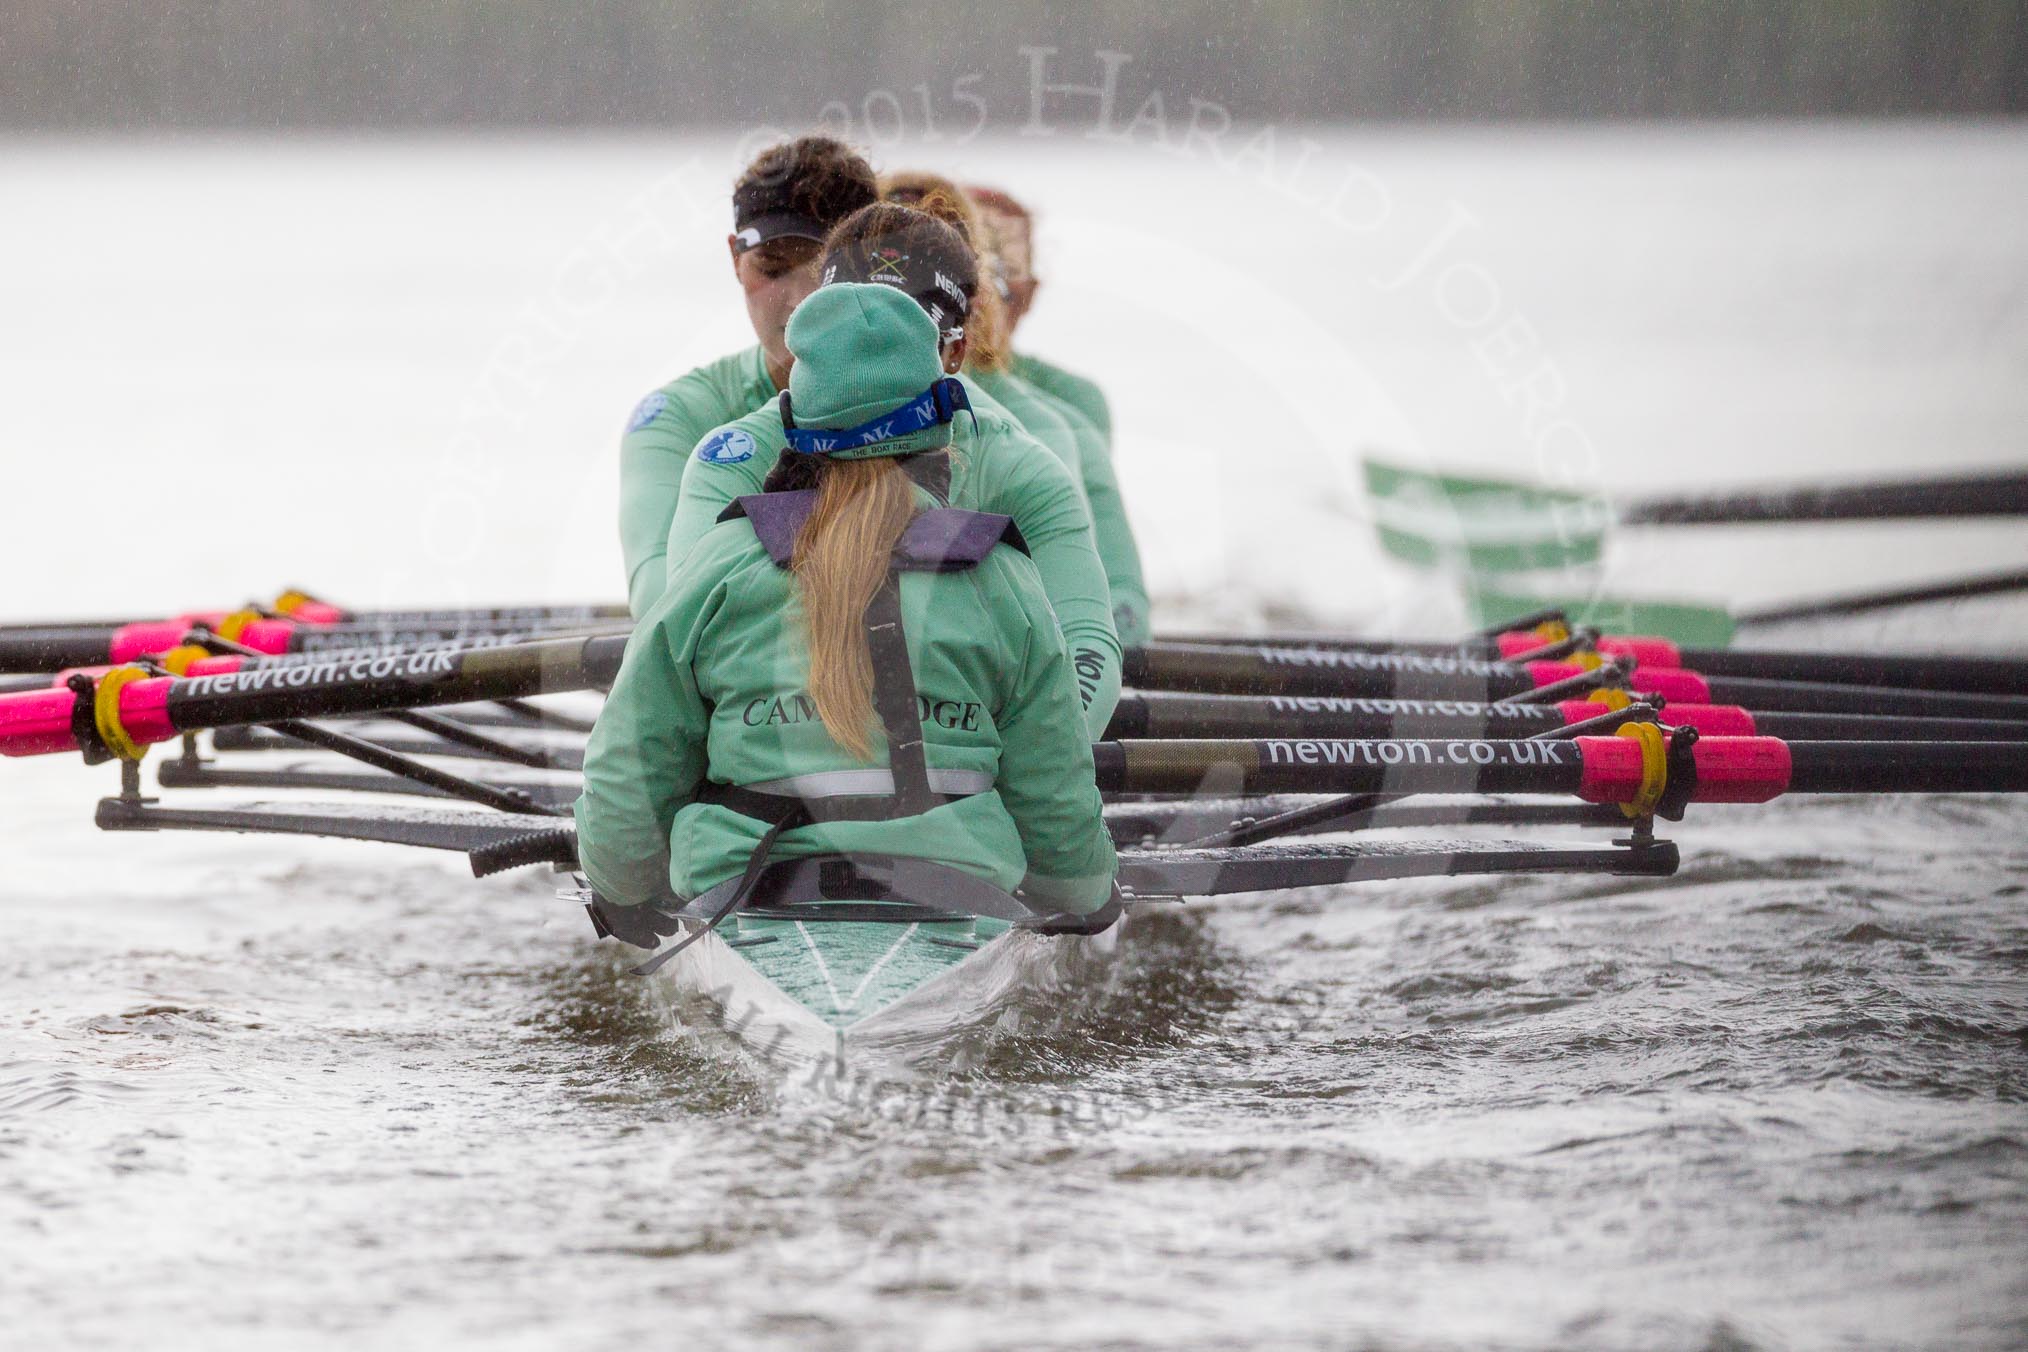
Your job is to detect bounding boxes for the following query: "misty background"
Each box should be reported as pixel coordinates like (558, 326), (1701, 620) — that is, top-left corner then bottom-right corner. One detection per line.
(5, 0), (2026, 129)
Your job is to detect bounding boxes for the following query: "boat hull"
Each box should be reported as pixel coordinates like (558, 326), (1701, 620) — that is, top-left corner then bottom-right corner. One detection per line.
(648, 910), (1120, 1071)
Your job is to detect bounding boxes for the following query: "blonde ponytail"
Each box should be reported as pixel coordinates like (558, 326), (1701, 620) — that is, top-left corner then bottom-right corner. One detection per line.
(792, 458), (918, 759)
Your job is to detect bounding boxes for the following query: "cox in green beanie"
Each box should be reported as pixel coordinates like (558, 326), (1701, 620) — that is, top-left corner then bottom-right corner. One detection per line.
(780, 282), (971, 460)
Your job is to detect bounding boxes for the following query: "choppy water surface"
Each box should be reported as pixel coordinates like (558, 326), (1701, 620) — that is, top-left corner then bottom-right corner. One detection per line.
(3, 126), (2027, 1349)
(5, 789), (2024, 1350)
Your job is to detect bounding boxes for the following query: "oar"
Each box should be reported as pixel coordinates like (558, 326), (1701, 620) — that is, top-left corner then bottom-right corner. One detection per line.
(1366, 453), (2028, 570)
(121, 735), (2025, 885)
(1161, 629), (2028, 699)
(1734, 566), (2028, 627)
(179, 691), (2028, 813)
(0, 633), (629, 760)
(1625, 468), (2028, 526)
(1468, 568), (2028, 648)
(0, 595), (627, 636)
(1114, 692), (2028, 744)
(0, 615), (630, 675)
(1365, 453), (2028, 644)
(1123, 642), (2028, 720)
(1093, 737), (2028, 799)
(1362, 455), (1612, 573)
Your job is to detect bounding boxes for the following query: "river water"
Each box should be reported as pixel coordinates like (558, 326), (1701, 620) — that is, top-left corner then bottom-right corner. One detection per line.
(2, 126), (2026, 1350)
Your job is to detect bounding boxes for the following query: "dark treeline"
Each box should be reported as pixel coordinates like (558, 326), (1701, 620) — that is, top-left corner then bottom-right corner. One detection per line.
(4, 0), (2024, 129)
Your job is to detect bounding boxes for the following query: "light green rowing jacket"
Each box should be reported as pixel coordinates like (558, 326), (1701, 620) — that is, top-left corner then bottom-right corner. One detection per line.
(618, 345), (777, 619)
(1011, 353), (1109, 438)
(573, 490), (1118, 916)
(659, 374), (1123, 740)
(1007, 355), (1149, 645)
(620, 346), (1149, 650)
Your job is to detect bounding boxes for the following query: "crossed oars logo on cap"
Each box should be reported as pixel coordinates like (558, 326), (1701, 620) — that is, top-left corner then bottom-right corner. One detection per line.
(868, 247), (909, 282)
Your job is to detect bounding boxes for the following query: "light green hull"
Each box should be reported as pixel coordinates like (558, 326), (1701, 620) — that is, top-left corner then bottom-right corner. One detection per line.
(652, 909), (1101, 1067)
(724, 912), (1014, 1030)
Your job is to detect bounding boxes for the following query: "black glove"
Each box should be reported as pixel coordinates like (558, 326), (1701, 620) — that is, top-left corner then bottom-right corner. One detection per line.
(1021, 880), (1124, 936)
(583, 890), (685, 950)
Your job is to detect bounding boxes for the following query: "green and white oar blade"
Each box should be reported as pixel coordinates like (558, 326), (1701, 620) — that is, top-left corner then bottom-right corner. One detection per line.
(1364, 454), (1612, 573)
(1467, 581), (1738, 647)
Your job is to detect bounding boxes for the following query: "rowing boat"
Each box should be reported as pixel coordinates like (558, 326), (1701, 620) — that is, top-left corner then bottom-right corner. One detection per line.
(6, 592), (2026, 1070)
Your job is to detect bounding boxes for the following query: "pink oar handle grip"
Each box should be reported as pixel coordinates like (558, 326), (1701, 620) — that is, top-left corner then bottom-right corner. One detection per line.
(0, 676), (176, 757)
(108, 621), (193, 663)
(1555, 700), (1755, 735)
(0, 688), (87, 756)
(49, 655), (250, 685)
(107, 619), (296, 663)
(1597, 635), (1682, 666)
(233, 621), (296, 653)
(1530, 661), (1712, 703)
(1575, 735), (1791, 805)
(1626, 666), (1711, 703)
(1498, 632), (1683, 666)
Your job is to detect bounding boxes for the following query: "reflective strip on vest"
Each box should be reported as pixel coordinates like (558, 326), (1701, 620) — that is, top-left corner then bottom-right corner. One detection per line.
(744, 768), (994, 799)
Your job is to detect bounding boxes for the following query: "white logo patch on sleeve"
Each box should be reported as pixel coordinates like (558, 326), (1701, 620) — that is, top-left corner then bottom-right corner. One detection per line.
(697, 428), (757, 465)
(625, 390), (669, 433)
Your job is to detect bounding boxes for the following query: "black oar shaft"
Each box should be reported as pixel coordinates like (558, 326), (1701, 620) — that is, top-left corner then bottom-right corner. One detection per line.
(0, 617), (629, 675)
(341, 605), (628, 627)
(1124, 643), (1536, 701)
(264, 621), (628, 654)
(1736, 567), (2028, 626)
(0, 627), (121, 671)
(1156, 634), (2028, 700)
(1094, 738), (1590, 797)
(1682, 648), (2026, 696)
(1094, 737), (2022, 800)
(0, 636), (628, 759)
(1782, 741), (2028, 795)
(1126, 643), (2028, 721)
(1753, 711), (2028, 742)
(1106, 691), (1567, 739)
(1701, 674), (2028, 720)
(1622, 468), (2028, 525)
(165, 636), (630, 730)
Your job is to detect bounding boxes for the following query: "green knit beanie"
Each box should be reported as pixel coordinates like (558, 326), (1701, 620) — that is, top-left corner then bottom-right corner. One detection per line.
(782, 283), (966, 459)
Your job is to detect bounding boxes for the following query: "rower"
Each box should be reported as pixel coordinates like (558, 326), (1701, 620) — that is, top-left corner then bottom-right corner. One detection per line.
(661, 203), (1125, 740)
(880, 172), (1151, 648)
(969, 182), (1150, 646)
(574, 282), (1119, 948)
(619, 135), (878, 618)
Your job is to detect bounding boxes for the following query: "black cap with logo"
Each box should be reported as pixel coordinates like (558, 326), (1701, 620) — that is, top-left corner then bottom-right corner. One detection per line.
(731, 139), (879, 255)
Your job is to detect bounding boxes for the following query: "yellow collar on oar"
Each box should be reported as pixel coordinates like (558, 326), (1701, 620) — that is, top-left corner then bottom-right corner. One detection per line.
(159, 645), (210, 676)
(1614, 720), (1670, 820)
(92, 665), (151, 762)
(213, 609), (264, 642)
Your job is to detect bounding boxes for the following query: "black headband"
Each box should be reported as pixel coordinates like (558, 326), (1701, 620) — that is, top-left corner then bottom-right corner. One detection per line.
(820, 244), (971, 333)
